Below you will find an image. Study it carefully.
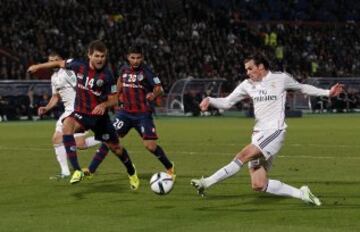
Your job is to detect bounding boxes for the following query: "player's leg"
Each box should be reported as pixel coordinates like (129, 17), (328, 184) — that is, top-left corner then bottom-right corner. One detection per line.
(85, 143), (109, 174)
(249, 160), (321, 205)
(143, 139), (176, 179)
(250, 130), (321, 205)
(249, 158), (302, 198)
(74, 131), (101, 150)
(106, 141), (139, 190)
(62, 115), (84, 172)
(95, 114), (139, 189)
(102, 117), (135, 177)
(85, 112), (131, 174)
(191, 143), (261, 195)
(137, 114), (175, 178)
(51, 129), (71, 178)
(248, 130), (303, 198)
(49, 115), (71, 178)
(191, 130), (282, 195)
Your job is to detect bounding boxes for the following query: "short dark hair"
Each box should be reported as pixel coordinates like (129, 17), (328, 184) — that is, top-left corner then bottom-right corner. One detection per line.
(244, 53), (270, 70)
(88, 40), (107, 55)
(48, 51), (62, 58)
(127, 44), (143, 54)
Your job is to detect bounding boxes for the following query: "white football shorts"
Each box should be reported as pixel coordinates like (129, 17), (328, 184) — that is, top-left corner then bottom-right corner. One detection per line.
(248, 129), (286, 171)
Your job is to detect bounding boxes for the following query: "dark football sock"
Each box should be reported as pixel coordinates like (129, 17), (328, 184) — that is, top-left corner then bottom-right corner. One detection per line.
(63, 135), (81, 170)
(151, 145), (173, 169)
(116, 148), (135, 176)
(89, 143), (109, 173)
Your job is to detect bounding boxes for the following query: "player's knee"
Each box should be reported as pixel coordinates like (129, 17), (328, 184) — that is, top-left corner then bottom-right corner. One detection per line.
(144, 141), (157, 152)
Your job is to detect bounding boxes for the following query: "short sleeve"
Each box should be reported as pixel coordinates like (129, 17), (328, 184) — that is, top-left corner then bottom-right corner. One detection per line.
(104, 69), (117, 95)
(144, 67), (161, 87)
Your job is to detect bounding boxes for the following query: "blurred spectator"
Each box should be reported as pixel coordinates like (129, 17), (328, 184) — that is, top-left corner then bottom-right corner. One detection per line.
(0, 0), (360, 92)
(34, 92), (51, 119)
(183, 90), (202, 116)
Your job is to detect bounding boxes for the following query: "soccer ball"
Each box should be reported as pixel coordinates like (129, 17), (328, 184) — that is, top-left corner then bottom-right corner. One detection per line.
(149, 172), (174, 195)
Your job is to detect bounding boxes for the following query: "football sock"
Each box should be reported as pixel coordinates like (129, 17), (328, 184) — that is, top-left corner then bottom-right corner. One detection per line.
(63, 135), (81, 170)
(54, 144), (70, 176)
(85, 136), (101, 148)
(265, 179), (302, 199)
(116, 148), (135, 176)
(151, 145), (173, 169)
(89, 143), (109, 173)
(204, 159), (243, 188)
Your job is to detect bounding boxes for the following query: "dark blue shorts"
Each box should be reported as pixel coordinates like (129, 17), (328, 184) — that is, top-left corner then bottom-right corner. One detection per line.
(69, 111), (119, 143)
(112, 111), (158, 140)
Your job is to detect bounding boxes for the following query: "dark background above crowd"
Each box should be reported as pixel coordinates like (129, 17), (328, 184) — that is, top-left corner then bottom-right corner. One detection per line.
(1, 0), (360, 93)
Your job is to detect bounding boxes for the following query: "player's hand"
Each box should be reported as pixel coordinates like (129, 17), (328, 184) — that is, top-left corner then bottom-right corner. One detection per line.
(329, 83), (344, 97)
(37, 106), (48, 116)
(27, 65), (39, 74)
(146, 93), (155, 101)
(199, 97), (210, 111)
(92, 103), (106, 115)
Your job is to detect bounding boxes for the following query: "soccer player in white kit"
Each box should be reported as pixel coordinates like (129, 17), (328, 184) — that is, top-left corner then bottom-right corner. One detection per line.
(191, 54), (344, 206)
(37, 52), (100, 179)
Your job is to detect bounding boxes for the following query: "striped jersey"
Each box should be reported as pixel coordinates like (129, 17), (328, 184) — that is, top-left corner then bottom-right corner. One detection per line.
(209, 71), (330, 130)
(65, 59), (116, 115)
(51, 68), (77, 113)
(118, 63), (161, 113)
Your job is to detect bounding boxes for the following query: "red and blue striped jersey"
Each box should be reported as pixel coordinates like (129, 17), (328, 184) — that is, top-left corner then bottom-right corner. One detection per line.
(65, 59), (116, 115)
(118, 64), (161, 113)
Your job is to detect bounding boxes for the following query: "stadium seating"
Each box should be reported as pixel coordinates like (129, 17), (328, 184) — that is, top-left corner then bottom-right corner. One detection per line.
(0, 0), (359, 119)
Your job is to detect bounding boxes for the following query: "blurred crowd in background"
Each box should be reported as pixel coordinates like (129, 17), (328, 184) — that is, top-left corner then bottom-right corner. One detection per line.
(1, 0), (360, 120)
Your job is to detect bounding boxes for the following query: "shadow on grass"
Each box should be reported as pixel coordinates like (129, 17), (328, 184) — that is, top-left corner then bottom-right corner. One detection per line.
(191, 192), (360, 212)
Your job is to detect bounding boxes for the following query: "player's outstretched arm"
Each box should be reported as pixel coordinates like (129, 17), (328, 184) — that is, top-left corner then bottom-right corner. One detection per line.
(27, 60), (66, 74)
(199, 97), (210, 111)
(329, 83), (344, 97)
(38, 94), (60, 116)
(200, 84), (246, 111)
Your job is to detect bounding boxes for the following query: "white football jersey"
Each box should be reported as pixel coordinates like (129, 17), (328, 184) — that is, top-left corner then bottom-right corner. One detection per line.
(209, 71), (330, 130)
(51, 68), (77, 113)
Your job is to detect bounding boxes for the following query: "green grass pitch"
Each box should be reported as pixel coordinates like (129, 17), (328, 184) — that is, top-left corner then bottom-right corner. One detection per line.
(0, 114), (359, 232)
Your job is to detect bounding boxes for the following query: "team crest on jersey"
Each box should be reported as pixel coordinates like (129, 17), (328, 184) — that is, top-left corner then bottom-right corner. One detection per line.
(271, 82), (276, 88)
(96, 79), (104, 87)
(137, 74), (144, 81)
